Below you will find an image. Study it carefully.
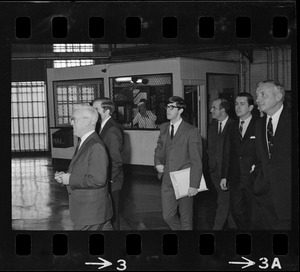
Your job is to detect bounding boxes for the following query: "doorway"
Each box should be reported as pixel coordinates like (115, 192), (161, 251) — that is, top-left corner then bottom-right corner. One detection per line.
(184, 84), (207, 139)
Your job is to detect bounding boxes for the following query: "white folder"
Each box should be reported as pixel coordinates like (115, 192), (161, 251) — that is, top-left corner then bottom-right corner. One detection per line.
(170, 167), (208, 200)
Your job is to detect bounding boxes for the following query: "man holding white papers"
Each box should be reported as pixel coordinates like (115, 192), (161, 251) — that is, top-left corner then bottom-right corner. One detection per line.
(154, 96), (203, 230)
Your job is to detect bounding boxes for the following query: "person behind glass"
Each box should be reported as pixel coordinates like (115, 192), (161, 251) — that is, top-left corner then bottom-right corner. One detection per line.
(92, 98), (124, 231)
(253, 80), (291, 230)
(221, 92), (259, 229)
(207, 98), (236, 230)
(133, 99), (157, 128)
(54, 104), (113, 231)
(154, 96), (203, 230)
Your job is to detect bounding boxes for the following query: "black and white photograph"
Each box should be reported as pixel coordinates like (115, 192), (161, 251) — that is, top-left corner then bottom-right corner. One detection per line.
(1, 1), (298, 271)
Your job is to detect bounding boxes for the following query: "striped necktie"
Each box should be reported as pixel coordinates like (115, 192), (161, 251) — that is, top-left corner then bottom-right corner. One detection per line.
(267, 117), (273, 158)
(239, 120), (244, 140)
(74, 138), (81, 156)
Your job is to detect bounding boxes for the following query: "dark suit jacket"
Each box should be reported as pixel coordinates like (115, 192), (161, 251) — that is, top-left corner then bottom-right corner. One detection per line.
(221, 116), (259, 188)
(67, 131), (113, 226)
(254, 106), (291, 229)
(100, 118), (124, 192)
(207, 117), (235, 176)
(154, 120), (203, 189)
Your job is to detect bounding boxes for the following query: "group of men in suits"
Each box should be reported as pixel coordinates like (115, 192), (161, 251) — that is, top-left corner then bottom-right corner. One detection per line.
(54, 79), (291, 231)
(155, 79), (291, 231)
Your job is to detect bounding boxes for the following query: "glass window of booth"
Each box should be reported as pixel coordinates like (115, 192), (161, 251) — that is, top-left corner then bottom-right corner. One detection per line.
(109, 73), (172, 129)
(53, 79), (104, 127)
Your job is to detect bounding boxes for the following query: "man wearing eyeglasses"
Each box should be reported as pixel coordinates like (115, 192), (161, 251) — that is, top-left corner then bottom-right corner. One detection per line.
(154, 96), (203, 230)
(54, 104), (113, 231)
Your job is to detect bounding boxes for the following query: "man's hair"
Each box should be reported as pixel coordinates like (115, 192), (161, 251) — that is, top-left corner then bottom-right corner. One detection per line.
(236, 92), (254, 106)
(166, 96), (186, 111)
(73, 103), (99, 125)
(92, 97), (115, 115)
(213, 98), (230, 114)
(257, 79), (285, 101)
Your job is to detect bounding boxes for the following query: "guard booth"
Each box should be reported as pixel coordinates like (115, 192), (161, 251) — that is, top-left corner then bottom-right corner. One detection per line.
(47, 57), (239, 166)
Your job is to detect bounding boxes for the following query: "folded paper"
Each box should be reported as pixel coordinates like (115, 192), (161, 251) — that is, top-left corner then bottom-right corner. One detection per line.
(170, 167), (208, 200)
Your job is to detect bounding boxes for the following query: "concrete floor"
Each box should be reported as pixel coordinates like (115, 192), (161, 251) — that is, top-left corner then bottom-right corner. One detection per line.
(11, 155), (217, 231)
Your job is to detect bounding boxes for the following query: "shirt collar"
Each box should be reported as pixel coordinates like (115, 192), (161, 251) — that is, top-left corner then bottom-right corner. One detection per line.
(101, 116), (111, 129)
(240, 114), (252, 125)
(79, 130), (94, 147)
(267, 104), (283, 122)
(219, 115), (229, 126)
(171, 118), (182, 128)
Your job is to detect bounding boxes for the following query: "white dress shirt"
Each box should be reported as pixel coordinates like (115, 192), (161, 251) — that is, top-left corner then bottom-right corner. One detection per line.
(170, 118), (183, 136)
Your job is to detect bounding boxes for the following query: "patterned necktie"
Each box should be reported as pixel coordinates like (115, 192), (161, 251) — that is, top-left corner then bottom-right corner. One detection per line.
(74, 138), (81, 156)
(170, 124), (174, 139)
(267, 117), (273, 158)
(218, 122), (222, 136)
(239, 120), (245, 140)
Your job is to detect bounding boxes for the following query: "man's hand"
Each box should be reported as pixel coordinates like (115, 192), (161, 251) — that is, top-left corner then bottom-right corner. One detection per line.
(155, 165), (164, 173)
(187, 187), (198, 197)
(220, 178), (228, 191)
(60, 173), (70, 185)
(55, 172), (70, 186)
(54, 171), (64, 182)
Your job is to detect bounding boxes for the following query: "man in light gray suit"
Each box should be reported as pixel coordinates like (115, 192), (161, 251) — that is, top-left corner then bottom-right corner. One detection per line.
(154, 96), (203, 230)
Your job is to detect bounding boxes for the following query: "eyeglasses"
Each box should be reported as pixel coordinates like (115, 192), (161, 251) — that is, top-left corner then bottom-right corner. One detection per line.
(165, 105), (179, 110)
(70, 116), (89, 123)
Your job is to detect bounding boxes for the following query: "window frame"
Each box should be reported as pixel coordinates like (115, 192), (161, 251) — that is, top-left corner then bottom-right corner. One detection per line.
(53, 78), (104, 127)
(109, 73), (173, 129)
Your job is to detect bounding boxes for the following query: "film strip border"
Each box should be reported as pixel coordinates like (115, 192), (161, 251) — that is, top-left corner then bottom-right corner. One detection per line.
(1, 2), (296, 43)
(14, 15), (292, 40)
(0, 1), (298, 271)
(6, 231), (299, 270)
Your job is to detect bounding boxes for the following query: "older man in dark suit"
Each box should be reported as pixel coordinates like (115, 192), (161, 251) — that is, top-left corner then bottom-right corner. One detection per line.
(54, 104), (113, 230)
(154, 96), (203, 230)
(92, 98), (124, 230)
(221, 93), (259, 229)
(207, 98), (236, 230)
(253, 80), (291, 230)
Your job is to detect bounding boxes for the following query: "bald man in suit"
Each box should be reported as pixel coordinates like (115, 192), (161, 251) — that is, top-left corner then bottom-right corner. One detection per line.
(253, 80), (291, 230)
(55, 104), (113, 231)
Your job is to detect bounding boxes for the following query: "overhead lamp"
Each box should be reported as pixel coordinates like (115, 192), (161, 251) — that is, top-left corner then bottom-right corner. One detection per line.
(115, 77), (132, 83)
(115, 77), (149, 84)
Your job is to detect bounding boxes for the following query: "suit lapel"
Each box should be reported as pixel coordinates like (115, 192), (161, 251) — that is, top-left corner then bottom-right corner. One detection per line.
(221, 118), (233, 136)
(272, 107), (289, 158)
(100, 118), (111, 139)
(172, 120), (185, 141)
(260, 115), (269, 157)
(242, 117), (255, 141)
(68, 132), (96, 171)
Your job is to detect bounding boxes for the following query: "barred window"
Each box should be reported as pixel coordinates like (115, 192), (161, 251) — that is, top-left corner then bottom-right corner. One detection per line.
(54, 79), (104, 127)
(109, 74), (173, 129)
(11, 81), (48, 152)
(53, 59), (94, 68)
(53, 43), (94, 52)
